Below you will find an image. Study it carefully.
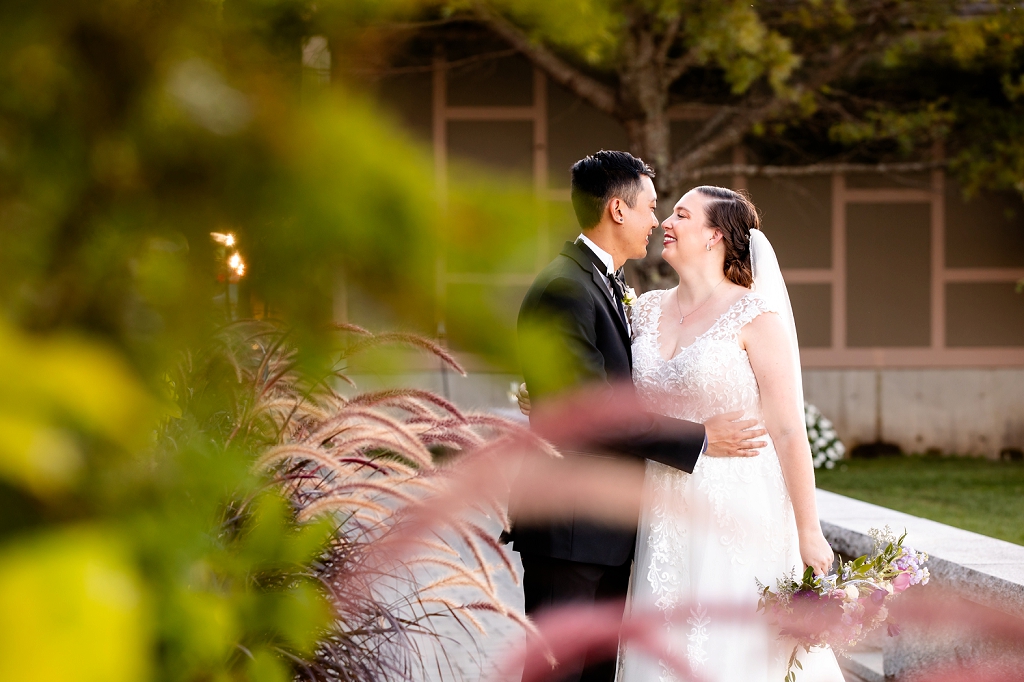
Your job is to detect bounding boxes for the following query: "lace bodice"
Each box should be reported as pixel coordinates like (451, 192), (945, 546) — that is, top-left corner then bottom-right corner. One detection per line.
(628, 289), (795, 624)
(620, 290), (843, 682)
(630, 290), (774, 424)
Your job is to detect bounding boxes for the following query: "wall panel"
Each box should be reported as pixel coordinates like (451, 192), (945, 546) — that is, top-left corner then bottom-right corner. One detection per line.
(846, 203), (931, 347)
(547, 83), (629, 188)
(945, 182), (1024, 268)
(790, 283), (832, 348)
(748, 176), (832, 268)
(547, 200), (582, 256)
(447, 54), (533, 107)
(376, 71), (433, 142)
(670, 122), (732, 166)
(844, 171), (931, 189)
(946, 282), (1024, 347)
(447, 120), (534, 178)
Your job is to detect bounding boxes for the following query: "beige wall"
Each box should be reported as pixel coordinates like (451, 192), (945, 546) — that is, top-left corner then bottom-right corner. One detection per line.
(370, 50), (1024, 365)
(341, 368), (1024, 457)
(358, 39), (1024, 456)
(804, 368), (1024, 456)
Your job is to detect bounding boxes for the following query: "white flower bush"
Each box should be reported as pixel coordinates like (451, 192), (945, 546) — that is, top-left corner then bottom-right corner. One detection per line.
(805, 403), (845, 469)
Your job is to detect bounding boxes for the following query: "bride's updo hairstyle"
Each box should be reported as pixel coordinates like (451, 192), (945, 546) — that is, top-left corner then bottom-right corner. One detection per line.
(694, 185), (759, 288)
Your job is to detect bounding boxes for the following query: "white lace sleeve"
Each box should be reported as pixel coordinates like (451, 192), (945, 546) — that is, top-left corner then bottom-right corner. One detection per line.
(709, 293), (779, 344)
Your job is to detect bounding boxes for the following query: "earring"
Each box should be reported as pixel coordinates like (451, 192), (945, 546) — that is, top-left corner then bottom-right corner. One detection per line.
(706, 240), (713, 252)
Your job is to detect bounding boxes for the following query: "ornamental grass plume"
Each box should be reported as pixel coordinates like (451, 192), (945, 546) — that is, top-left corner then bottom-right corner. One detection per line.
(207, 321), (685, 681)
(183, 319), (548, 681)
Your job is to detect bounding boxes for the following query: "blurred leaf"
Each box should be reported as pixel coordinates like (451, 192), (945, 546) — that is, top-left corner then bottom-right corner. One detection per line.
(0, 413), (82, 493)
(249, 647), (290, 682)
(0, 527), (149, 682)
(167, 589), (239, 672)
(256, 580), (331, 654)
(468, 0), (620, 64)
(0, 320), (161, 453)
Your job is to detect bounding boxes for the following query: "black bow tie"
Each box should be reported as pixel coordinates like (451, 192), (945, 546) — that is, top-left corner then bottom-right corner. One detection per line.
(611, 268), (627, 294)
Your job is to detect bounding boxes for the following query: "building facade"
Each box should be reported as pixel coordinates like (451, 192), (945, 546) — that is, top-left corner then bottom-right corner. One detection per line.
(353, 42), (1024, 456)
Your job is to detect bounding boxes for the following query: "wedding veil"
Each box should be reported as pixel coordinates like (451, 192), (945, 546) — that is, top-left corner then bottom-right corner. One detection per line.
(749, 228), (806, 430)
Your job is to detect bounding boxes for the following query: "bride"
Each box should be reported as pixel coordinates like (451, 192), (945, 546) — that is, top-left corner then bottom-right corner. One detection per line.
(617, 186), (844, 682)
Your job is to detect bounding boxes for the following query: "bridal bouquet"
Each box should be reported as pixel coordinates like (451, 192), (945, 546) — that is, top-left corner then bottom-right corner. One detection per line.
(756, 527), (929, 682)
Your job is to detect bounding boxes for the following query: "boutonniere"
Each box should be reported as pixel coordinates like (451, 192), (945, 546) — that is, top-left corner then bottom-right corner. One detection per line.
(621, 286), (637, 307)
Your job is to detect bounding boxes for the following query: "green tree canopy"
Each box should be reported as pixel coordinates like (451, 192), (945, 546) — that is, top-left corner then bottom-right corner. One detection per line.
(416, 0), (1024, 201)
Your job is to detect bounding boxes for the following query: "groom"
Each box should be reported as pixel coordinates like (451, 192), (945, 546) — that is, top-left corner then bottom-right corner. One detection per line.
(511, 151), (766, 682)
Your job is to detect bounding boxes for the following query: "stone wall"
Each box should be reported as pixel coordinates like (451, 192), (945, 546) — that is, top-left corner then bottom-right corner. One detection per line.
(346, 368), (1024, 457)
(804, 368), (1024, 456)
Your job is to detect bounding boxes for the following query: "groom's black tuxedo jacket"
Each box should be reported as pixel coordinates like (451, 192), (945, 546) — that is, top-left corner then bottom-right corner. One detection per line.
(511, 240), (706, 566)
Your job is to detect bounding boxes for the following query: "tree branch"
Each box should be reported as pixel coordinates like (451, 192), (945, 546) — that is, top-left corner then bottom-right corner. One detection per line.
(656, 13), (682, 66)
(681, 104), (739, 150)
(678, 159), (946, 182)
(664, 49), (698, 85)
(471, 3), (618, 115)
(668, 33), (881, 189)
(348, 48), (519, 77)
(668, 97), (778, 186)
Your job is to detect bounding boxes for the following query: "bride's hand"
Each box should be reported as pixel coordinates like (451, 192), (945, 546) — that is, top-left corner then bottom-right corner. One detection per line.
(799, 529), (835, 576)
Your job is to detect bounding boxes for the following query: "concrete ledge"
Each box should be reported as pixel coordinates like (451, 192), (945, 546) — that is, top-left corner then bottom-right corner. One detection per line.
(818, 489), (1024, 680)
(842, 649), (885, 682)
(816, 489), (1024, 620)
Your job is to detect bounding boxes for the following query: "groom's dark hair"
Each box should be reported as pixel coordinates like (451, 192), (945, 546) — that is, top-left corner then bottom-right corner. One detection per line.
(570, 150), (655, 229)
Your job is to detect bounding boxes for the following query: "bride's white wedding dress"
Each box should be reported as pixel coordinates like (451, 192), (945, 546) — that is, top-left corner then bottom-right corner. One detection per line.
(616, 289), (844, 682)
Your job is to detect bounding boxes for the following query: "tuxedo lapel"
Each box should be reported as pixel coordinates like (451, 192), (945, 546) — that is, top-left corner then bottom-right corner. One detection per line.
(560, 241), (632, 348)
(590, 267), (618, 313)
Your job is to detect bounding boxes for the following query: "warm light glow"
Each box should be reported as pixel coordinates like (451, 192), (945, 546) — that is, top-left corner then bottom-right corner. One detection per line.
(213, 233), (245, 278)
(228, 251), (246, 277)
(210, 231), (236, 247)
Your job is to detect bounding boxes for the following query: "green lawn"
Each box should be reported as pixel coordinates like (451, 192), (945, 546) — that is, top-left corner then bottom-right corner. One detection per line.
(815, 456), (1024, 546)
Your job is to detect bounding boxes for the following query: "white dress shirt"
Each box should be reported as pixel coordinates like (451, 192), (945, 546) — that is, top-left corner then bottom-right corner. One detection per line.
(577, 233), (616, 276)
(577, 233), (632, 338)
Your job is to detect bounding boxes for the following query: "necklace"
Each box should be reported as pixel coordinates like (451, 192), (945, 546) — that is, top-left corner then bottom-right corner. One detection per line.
(676, 278), (726, 324)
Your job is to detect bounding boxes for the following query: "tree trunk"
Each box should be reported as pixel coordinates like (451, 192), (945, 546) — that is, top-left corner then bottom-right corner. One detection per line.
(623, 115), (672, 188)
(621, 111), (679, 294)
(616, 20), (679, 293)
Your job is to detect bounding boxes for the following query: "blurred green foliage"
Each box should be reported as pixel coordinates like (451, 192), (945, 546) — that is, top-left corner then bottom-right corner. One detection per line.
(0, 0), (541, 679)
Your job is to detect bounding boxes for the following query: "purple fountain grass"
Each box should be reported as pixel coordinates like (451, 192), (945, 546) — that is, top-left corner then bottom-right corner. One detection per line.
(209, 320), (530, 680)
(507, 603), (692, 682)
(341, 331), (467, 377)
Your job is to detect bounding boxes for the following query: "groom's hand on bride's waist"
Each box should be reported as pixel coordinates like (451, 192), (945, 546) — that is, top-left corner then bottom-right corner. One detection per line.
(702, 411), (766, 458)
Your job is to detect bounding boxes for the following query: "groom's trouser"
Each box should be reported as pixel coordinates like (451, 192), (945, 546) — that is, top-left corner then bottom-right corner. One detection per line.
(520, 553), (631, 682)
